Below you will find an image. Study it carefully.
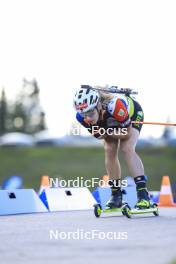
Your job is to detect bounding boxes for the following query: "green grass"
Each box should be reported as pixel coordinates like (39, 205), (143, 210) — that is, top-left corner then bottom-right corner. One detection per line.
(0, 146), (176, 192)
(169, 260), (176, 264)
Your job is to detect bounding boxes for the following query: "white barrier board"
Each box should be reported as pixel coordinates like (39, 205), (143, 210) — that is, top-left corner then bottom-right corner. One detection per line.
(41, 187), (96, 211)
(0, 189), (48, 215)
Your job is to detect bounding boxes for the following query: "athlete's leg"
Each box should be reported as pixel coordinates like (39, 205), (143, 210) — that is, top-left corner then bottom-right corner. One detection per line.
(120, 127), (150, 208)
(103, 137), (121, 180)
(120, 127), (144, 177)
(103, 137), (123, 208)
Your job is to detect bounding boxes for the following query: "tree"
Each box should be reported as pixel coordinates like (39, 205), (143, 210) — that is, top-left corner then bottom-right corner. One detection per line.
(162, 116), (173, 140)
(0, 89), (7, 135)
(0, 79), (47, 135)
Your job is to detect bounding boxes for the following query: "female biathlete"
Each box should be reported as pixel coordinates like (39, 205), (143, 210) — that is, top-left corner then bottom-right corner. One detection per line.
(73, 86), (151, 209)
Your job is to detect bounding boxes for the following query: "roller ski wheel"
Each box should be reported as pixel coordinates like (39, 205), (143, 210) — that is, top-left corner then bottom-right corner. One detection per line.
(151, 203), (159, 216)
(94, 204), (102, 218)
(121, 203), (131, 218)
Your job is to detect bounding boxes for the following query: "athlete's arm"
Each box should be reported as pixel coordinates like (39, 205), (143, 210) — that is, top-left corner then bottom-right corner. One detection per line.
(76, 113), (106, 139)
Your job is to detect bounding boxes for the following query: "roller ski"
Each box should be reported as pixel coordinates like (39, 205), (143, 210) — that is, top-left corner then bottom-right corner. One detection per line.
(94, 203), (131, 218)
(94, 176), (159, 218)
(122, 187), (159, 218)
(94, 187), (130, 218)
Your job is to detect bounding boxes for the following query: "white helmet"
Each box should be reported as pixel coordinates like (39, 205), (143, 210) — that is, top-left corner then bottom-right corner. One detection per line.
(73, 87), (100, 113)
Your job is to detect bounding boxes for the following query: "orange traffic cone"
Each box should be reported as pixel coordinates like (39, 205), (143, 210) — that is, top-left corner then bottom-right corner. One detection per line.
(38, 175), (50, 194)
(100, 175), (109, 187)
(158, 176), (176, 207)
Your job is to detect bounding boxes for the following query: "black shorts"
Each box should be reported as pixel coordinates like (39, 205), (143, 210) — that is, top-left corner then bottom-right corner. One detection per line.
(131, 99), (144, 133)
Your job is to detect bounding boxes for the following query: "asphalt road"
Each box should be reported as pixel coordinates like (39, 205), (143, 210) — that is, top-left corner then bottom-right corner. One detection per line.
(0, 208), (176, 264)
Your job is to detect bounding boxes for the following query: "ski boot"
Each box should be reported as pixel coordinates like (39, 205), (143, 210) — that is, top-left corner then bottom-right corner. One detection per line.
(135, 187), (151, 209)
(131, 175), (159, 216)
(106, 188), (123, 209)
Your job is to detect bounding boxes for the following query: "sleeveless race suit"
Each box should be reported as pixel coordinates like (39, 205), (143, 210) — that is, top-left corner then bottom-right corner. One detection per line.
(76, 95), (144, 139)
